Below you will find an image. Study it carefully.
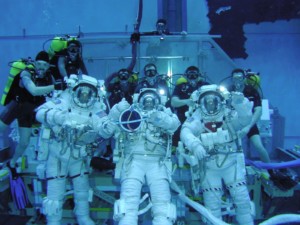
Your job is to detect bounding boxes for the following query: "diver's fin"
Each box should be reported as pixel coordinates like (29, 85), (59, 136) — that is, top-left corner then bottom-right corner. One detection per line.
(9, 174), (29, 210)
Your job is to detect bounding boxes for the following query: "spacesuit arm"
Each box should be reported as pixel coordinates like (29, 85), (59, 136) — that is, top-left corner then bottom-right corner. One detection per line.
(21, 70), (54, 96)
(180, 111), (207, 159)
(108, 99), (130, 122)
(180, 117), (202, 152)
(35, 101), (67, 126)
(97, 117), (118, 139)
(230, 92), (253, 133)
(148, 107), (180, 133)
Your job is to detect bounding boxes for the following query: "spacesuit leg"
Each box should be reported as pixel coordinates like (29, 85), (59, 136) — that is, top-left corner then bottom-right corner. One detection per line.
(227, 184), (253, 225)
(147, 161), (175, 225)
(149, 178), (174, 225)
(224, 153), (254, 225)
(44, 179), (66, 225)
(118, 178), (143, 225)
(43, 153), (66, 225)
(201, 159), (224, 220)
(72, 174), (95, 225)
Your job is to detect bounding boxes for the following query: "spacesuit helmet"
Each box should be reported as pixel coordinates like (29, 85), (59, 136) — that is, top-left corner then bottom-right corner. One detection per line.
(137, 88), (161, 111)
(198, 85), (224, 116)
(69, 75), (99, 108)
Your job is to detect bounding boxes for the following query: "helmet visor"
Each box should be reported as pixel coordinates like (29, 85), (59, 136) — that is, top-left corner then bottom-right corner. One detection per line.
(199, 92), (223, 116)
(72, 83), (98, 108)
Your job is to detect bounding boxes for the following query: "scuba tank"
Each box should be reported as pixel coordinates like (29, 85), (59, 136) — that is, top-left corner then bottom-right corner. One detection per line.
(1, 58), (34, 106)
(47, 35), (78, 59)
(47, 36), (67, 59)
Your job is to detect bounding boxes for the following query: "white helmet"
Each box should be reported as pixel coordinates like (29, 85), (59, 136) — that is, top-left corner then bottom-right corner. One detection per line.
(133, 88), (162, 112)
(67, 74), (99, 108)
(197, 85), (225, 116)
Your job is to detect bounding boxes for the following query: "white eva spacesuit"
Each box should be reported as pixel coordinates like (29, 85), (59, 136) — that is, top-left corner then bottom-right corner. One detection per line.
(180, 84), (254, 225)
(35, 74), (111, 225)
(105, 88), (180, 225)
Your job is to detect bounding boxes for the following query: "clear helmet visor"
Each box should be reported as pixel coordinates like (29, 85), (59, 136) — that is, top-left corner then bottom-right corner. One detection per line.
(199, 92), (223, 116)
(138, 90), (160, 111)
(72, 83), (98, 108)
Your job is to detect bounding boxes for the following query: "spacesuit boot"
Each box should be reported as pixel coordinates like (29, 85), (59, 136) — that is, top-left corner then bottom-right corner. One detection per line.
(229, 185), (254, 225)
(74, 191), (95, 225)
(47, 215), (63, 225)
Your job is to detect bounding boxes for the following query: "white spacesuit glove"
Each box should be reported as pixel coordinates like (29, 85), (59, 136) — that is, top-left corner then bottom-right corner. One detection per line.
(147, 111), (163, 126)
(117, 99), (130, 111)
(98, 119), (117, 139)
(108, 98), (130, 121)
(51, 110), (68, 125)
(103, 120), (116, 134)
(231, 91), (245, 104)
(193, 145), (207, 160)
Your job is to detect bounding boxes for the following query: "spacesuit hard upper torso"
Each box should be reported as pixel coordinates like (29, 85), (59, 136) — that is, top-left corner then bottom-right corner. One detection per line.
(37, 90), (108, 160)
(109, 97), (180, 157)
(187, 107), (245, 154)
(118, 115), (171, 156)
(181, 91), (253, 156)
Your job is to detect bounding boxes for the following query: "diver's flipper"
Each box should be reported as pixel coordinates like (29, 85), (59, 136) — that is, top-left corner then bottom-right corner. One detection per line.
(9, 174), (29, 210)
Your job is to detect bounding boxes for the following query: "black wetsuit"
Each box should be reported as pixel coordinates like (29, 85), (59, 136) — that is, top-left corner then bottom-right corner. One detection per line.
(106, 80), (137, 108)
(0, 68), (53, 127)
(50, 49), (88, 80)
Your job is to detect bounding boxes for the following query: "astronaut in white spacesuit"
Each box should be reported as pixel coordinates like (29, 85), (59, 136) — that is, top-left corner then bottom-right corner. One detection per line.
(35, 74), (112, 225)
(105, 88), (180, 225)
(180, 84), (254, 225)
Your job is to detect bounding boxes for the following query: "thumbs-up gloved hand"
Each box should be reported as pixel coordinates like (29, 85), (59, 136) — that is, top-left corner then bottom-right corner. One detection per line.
(109, 98), (130, 121)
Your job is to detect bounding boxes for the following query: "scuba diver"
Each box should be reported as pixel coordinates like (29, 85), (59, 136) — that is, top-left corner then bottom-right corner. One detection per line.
(135, 63), (170, 100)
(171, 65), (209, 147)
(229, 68), (298, 191)
(230, 68), (271, 163)
(0, 50), (66, 210)
(0, 51), (65, 172)
(105, 68), (138, 109)
(103, 89), (180, 225)
(35, 74), (111, 225)
(180, 84), (254, 225)
(49, 38), (88, 80)
(139, 18), (171, 36)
